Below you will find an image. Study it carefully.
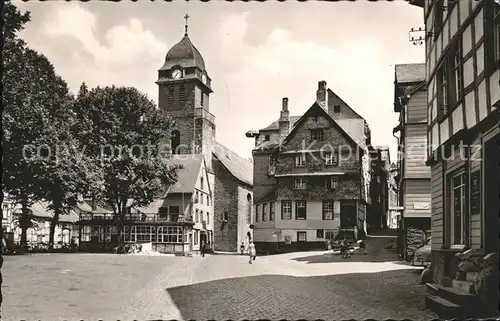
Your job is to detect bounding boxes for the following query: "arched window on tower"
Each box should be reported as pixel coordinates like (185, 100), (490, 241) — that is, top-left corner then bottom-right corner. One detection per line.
(171, 130), (180, 154)
(167, 86), (174, 105)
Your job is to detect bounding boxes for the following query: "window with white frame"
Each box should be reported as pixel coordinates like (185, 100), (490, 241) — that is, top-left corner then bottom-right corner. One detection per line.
(322, 200), (334, 220)
(324, 152), (338, 166)
(158, 226), (183, 243)
(207, 195), (210, 206)
(295, 154), (306, 167)
(262, 203), (267, 221)
(269, 156), (276, 175)
(200, 192), (203, 204)
(297, 231), (307, 241)
(207, 212), (210, 225)
(295, 201), (307, 220)
(450, 171), (466, 246)
(195, 209), (199, 222)
(81, 226), (91, 242)
(294, 178), (307, 190)
(281, 201), (292, 220)
(325, 229), (336, 240)
(269, 202), (275, 221)
(255, 204), (260, 222)
(194, 230), (198, 245)
(134, 226), (157, 242)
(325, 177), (339, 189)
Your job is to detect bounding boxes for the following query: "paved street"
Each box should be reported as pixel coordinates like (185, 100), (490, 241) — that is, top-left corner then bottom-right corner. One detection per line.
(2, 251), (436, 320)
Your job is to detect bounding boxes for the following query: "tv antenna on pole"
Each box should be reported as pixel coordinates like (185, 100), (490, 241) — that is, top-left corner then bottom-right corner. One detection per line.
(409, 26), (425, 45)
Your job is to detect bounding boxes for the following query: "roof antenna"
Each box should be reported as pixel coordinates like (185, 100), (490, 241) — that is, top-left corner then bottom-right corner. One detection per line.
(184, 13), (190, 37)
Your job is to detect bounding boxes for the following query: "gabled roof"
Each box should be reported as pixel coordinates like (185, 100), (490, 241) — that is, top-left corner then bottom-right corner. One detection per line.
(166, 154), (203, 194)
(395, 63), (426, 84)
(17, 201), (80, 223)
(260, 115), (302, 131)
(326, 88), (364, 120)
(283, 102), (366, 150)
(404, 81), (427, 96)
(213, 141), (253, 186)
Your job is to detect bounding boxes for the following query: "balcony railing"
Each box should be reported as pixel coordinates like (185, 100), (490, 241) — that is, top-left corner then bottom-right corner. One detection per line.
(194, 107), (215, 123)
(79, 213), (193, 223)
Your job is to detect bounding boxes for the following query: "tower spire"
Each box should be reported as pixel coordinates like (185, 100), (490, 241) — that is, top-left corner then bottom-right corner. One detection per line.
(184, 13), (190, 36)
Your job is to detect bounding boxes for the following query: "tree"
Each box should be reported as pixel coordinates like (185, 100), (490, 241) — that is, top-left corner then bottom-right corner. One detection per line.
(33, 76), (104, 250)
(2, 2), (40, 252)
(1, 2), (32, 315)
(72, 85), (181, 248)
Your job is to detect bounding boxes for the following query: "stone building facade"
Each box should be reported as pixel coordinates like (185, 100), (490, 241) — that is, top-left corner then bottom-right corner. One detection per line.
(155, 27), (254, 253)
(247, 81), (372, 253)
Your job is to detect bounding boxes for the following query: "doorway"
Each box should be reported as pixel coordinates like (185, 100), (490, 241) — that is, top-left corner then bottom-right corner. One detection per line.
(483, 132), (499, 254)
(296, 231), (307, 251)
(340, 201), (357, 229)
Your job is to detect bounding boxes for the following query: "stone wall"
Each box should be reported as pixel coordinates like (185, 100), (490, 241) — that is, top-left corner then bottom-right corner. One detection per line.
(212, 158), (239, 252)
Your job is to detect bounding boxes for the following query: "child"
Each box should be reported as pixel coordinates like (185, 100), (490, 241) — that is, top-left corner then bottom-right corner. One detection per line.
(248, 242), (256, 264)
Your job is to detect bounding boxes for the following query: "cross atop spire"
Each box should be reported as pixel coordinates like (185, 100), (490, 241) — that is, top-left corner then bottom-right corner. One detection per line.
(184, 14), (190, 36)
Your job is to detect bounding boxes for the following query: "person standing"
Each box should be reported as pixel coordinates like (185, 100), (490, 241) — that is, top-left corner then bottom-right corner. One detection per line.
(201, 240), (206, 257)
(240, 242), (245, 255)
(248, 242), (256, 264)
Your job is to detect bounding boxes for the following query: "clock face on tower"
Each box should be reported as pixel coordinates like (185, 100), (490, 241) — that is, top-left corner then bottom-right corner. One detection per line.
(201, 73), (207, 84)
(171, 69), (182, 79)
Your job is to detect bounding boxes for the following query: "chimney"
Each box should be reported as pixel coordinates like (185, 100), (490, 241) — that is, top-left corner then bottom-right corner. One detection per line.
(279, 97), (290, 142)
(316, 81), (328, 109)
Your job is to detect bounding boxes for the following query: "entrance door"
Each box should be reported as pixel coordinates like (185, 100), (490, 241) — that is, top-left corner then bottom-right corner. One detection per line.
(340, 201), (357, 229)
(296, 231), (307, 251)
(484, 133), (499, 254)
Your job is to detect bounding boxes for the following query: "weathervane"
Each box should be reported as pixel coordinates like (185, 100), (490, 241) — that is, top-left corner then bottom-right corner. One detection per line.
(184, 14), (190, 36)
(408, 26), (425, 45)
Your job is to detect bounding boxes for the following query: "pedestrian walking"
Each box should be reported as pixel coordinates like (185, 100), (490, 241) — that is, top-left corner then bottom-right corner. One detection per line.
(201, 240), (206, 257)
(248, 242), (256, 264)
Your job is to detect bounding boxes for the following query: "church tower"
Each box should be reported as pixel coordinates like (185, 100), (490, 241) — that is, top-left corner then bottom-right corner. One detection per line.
(156, 14), (215, 162)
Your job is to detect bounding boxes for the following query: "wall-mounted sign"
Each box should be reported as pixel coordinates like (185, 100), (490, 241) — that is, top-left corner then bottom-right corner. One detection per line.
(284, 236), (291, 244)
(413, 202), (430, 210)
(470, 169), (481, 215)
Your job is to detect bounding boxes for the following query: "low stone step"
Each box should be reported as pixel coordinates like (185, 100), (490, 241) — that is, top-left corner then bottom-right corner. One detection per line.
(466, 271), (478, 281)
(452, 279), (472, 293)
(427, 283), (478, 306)
(425, 295), (464, 319)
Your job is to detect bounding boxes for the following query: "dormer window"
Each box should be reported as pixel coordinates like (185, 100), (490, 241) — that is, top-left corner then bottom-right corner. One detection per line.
(334, 105), (341, 113)
(310, 129), (324, 141)
(264, 135), (270, 141)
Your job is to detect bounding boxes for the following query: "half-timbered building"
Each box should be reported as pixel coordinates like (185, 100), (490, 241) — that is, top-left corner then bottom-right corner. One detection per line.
(411, 0), (499, 316)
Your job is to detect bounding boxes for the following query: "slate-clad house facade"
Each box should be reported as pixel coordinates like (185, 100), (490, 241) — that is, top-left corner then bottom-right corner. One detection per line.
(393, 63), (432, 260)
(247, 81), (372, 253)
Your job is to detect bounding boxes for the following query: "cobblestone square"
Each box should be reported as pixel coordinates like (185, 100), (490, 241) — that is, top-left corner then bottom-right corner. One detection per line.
(2, 252), (436, 320)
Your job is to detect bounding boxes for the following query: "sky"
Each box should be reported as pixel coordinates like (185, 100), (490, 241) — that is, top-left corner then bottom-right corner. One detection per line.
(15, 1), (425, 163)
